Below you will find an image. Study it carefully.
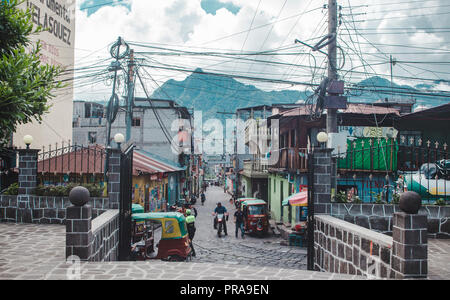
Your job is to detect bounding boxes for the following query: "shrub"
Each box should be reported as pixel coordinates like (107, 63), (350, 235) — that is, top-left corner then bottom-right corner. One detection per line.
(352, 196), (362, 204)
(3, 182), (18, 195)
(335, 191), (348, 203)
(392, 193), (401, 205)
(435, 198), (447, 206)
(33, 183), (104, 197)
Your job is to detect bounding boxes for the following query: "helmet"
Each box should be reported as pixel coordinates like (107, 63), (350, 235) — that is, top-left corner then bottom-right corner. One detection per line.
(186, 209), (191, 216)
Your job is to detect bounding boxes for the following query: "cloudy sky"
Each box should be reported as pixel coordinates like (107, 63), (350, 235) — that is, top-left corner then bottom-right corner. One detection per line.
(73, 0), (450, 104)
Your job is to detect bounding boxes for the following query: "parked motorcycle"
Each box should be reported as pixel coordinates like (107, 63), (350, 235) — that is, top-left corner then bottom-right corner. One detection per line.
(190, 195), (197, 205)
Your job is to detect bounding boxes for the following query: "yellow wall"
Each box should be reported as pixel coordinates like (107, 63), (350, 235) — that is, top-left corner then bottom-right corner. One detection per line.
(133, 175), (168, 212)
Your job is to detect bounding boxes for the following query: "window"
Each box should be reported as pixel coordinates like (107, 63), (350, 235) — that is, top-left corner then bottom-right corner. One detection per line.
(164, 220), (174, 234)
(88, 132), (97, 144)
(84, 103), (91, 118)
(132, 118), (141, 127)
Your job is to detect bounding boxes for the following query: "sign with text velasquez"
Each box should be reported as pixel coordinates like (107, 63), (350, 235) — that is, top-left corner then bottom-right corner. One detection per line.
(14, 0), (76, 150)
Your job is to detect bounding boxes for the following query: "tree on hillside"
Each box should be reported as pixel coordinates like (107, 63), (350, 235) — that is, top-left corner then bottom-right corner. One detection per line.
(0, 0), (63, 147)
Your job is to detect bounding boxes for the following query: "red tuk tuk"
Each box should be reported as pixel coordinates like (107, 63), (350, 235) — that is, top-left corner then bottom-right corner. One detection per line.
(241, 199), (269, 237)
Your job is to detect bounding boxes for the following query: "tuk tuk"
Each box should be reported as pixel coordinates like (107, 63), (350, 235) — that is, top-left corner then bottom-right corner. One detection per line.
(132, 203), (144, 213)
(240, 199), (269, 237)
(235, 197), (257, 209)
(131, 212), (192, 261)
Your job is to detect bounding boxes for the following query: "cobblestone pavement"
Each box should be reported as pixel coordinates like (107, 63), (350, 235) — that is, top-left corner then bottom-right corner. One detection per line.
(428, 238), (450, 280)
(0, 186), (449, 280)
(189, 186), (307, 270)
(0, 223), (359, 280)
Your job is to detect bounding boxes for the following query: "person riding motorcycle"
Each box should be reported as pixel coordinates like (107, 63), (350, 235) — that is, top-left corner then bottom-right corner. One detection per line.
(213, 202), (228, 236)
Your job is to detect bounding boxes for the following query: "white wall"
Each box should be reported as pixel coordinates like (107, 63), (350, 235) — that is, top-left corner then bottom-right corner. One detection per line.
(13, 0), (76, 150)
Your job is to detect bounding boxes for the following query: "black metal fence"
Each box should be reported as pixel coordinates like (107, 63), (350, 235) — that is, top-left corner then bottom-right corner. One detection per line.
(37, 142), (106, 185)
(334, 139), (449, 204)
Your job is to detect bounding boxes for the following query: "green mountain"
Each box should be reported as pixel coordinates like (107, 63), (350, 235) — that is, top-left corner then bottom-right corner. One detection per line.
(151, 68), (309, 121)
(148, 70), (449, 120)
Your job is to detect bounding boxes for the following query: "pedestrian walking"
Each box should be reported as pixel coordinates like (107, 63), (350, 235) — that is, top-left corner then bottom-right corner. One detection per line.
(201, 192), (206, 205)
(185, 209), (196, 257)
(234, 206), (245, 239)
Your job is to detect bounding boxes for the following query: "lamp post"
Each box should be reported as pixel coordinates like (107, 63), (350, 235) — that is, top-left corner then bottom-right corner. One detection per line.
(23, 135), (33, 149)
(114, 133), (125, 149)
(317, 132), (328, 149)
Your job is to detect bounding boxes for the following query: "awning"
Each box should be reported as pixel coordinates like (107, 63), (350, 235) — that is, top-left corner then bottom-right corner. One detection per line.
(282, 191), (308, 207)
(133, 150), (185, 176)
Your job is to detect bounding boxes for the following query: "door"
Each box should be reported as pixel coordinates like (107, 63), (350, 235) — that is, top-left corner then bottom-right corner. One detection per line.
(280, 181), (284, 222)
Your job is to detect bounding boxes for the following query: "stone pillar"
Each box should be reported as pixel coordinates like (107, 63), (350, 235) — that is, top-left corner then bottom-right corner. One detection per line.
(66, 187), (93, 261)
(17, 149), (39, 195)
(313, 148), (332, 214)
(107, 148), (121, 209)
(392, 212), (428, 278)
(17, 149), (39, 223)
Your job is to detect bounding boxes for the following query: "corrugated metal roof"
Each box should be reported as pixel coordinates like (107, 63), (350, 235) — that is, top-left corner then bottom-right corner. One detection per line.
(133, 150), (184, 176)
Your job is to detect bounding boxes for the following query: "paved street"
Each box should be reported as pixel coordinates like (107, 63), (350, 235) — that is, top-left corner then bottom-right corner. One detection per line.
(190, 186), (307, 270)
(0, 186), (449, 280)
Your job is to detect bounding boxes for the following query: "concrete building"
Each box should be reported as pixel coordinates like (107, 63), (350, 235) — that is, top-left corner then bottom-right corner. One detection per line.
(110, 98), (191, 164)
(72, 101), (107, 146)
(13, 0), (76, 150)
(72, 98), (191, 164)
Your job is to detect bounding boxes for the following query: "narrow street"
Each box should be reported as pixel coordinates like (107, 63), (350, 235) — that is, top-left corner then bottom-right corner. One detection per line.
(190, 185), (307, 270)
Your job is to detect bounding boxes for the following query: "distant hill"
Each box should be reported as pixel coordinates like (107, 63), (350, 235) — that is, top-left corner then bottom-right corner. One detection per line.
(150, 70), (448, 121)
(150, 68), (309, 122)
(79, 69), (449, 120)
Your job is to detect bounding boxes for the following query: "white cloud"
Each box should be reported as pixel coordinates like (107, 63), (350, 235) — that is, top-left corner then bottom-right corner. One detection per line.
(73, 0), (450, 102)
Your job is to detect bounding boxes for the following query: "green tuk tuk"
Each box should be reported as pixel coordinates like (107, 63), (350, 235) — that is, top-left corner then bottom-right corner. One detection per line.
(131, 212), (192, 261)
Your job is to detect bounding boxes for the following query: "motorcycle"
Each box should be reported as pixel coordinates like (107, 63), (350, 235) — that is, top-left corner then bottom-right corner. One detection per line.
(216, 213), (225, 237)
(214, 212), (228, 237)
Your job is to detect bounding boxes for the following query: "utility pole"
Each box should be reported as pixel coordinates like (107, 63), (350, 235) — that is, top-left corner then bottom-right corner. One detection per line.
(390, 55), (396, 101)
(327, 0), (338, 134)
(126, 49), (135, 142)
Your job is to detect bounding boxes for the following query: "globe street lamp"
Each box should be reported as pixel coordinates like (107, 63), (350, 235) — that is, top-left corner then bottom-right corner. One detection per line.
(23, 135), (33, 149)
(114, 133), (125, 149)
(316, 131), (328, 148)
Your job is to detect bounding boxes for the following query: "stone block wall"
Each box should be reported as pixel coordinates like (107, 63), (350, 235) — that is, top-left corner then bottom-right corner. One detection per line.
(312, 149), (332, 215)
(91, 210), (120, 262)
(314, 214), (428, 279)
(17, 149), (39, 195)
(66, 204), (119, 262)
(107, 148), (121, 210)
(0, 195), (109, 224)
(330, 203), (450, 238)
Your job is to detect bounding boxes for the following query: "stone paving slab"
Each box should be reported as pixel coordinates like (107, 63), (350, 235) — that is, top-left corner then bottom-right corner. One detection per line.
(1, 207), (449, 280)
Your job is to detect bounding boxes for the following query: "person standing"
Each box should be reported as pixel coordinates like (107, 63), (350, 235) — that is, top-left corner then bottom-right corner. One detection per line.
(234, 206), (245, 239)
(185, 209), (196, 257)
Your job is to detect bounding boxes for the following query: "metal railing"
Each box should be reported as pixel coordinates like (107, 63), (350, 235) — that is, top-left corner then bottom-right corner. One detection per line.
(335, 139), (449, 204)
(269, 147), (308, 172)
(37, 142), (106, 185)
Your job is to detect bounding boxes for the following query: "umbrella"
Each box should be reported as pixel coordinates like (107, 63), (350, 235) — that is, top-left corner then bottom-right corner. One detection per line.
(282, 191), (308, 207)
